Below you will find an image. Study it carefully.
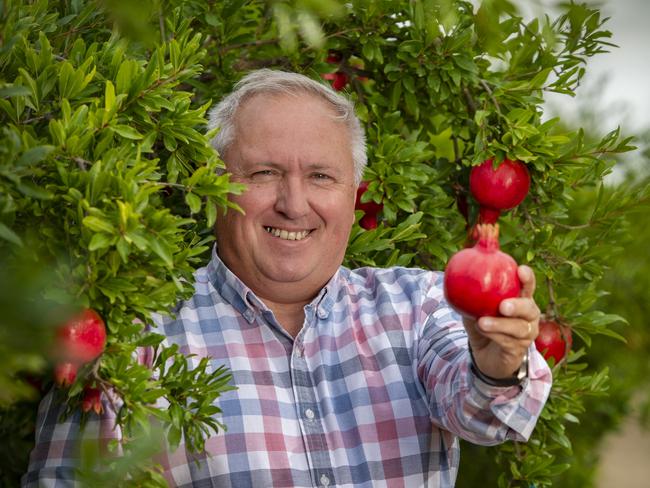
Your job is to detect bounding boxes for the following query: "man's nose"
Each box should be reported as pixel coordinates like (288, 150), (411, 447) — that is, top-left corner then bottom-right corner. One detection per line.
(274, 176), (310, 219)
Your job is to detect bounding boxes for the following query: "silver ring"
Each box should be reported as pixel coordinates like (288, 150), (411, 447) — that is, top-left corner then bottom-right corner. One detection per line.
(527, 322), (532, 335)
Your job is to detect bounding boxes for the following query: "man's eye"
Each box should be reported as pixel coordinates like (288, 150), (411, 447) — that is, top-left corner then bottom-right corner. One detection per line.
(312, 173), (331, 180)
(251, 170), (276, 178)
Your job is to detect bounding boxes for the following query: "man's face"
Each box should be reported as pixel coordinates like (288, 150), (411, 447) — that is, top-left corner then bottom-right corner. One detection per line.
(215, 93), (357, 304)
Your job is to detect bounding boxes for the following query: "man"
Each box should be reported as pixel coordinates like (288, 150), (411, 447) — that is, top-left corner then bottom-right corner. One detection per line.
(25, 69), (551, 487)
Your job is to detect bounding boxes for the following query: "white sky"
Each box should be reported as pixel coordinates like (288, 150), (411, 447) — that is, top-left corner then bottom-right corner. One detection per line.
(541, 0), (650, 133)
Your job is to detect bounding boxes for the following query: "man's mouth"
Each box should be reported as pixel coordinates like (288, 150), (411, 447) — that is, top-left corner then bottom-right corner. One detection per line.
(264, 227), (311, 241)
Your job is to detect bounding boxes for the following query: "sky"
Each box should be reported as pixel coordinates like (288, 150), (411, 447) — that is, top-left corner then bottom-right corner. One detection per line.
(541, 0), (650, 133)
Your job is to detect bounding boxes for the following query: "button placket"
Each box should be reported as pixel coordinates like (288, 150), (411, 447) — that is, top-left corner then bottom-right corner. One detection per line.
(291, 306), (334, 488)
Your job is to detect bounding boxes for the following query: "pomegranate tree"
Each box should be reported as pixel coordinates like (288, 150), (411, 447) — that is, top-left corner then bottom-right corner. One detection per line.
(444, 223), (521, 318)
(535, 319), (573, 365)
(470, 159), (531, 223)
(53, 309), (107, 386)
(355, 181), (383, 230)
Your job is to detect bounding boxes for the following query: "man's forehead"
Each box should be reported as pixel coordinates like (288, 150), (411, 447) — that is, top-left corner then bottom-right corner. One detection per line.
(236, 91), (340, 120)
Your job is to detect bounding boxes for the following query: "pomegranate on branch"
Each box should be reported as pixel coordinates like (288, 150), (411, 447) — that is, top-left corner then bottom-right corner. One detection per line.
(355, 181), (383, 230)
(52, 309), (107, 387)
(535, 319), (573, 365)
(322, 51), (349, 91)
(444, 223), (521, 318)
(81, 386), (104, 414)
(470, 158), (530, 224)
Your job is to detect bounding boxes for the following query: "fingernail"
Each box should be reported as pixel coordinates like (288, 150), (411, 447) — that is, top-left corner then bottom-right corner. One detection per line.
(502, 302), (513, 314)
(481, 319), (493, 330)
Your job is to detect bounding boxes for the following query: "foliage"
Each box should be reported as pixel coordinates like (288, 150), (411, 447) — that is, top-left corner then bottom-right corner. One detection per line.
(0, 0), (239, 484)
(1, 0), (647, 486)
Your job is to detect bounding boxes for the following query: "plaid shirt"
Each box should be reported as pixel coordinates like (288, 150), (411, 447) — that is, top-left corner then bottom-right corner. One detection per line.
(24, 247), (552, 487)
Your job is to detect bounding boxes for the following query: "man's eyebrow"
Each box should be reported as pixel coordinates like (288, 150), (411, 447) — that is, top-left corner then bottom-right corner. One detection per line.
(305, 162), (339, 172)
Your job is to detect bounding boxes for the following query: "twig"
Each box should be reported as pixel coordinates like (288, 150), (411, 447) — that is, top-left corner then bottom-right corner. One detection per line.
(73, 157), (91, 171)
(462, 86), (476, 116)
(479, 79), (501, 116)
(545, 277), (557, 318)
(158, 8), (166, 43)
(219, 38), (278, 55)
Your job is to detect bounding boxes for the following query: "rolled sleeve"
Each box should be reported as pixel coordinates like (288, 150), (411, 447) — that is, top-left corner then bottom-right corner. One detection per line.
(415, 301), (552, 446)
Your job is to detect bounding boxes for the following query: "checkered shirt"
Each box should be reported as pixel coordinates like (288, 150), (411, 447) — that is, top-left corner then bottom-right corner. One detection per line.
(24, 246), (552, 487)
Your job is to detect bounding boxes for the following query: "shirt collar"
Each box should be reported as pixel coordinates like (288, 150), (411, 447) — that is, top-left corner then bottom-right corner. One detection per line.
(205, 245), (345, 322)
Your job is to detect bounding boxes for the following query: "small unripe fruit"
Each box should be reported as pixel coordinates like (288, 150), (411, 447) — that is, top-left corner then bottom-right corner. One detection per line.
(54, 362), (78, 387)
(81, 387), (104, 414)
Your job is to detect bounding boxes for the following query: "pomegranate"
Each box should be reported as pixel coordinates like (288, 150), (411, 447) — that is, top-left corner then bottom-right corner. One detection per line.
(444, 223), (521, 318)
(322, 51), (348, 91)
(53, 309), (107, 386)
(81, 386), (104, 414)
(355, 181), (383, 230)
(54, 362), (78, 387)
(469, 158), (530, 223)
(535, 320), (572, 364)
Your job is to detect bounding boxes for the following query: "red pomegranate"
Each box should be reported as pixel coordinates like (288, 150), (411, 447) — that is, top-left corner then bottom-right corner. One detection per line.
(535, 320), (572, 364)
(355, 181), (383, 230)
(322, 51), (348, 91)
(53, 362), (78, 388)
(81, 386), (104, 414)
(470, 159), (531, 223)
(444, 223), (521, 318)
(53, 309), (107, 386)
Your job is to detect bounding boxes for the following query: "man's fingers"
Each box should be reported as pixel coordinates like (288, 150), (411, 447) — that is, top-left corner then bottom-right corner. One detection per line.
(518, 265), (536, 298)
(478, 316), (538, 340)
(499, 296), (540, 322)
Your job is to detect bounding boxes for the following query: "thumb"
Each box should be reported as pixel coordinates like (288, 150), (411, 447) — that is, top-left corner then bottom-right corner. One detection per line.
(518, 265), (536, 298)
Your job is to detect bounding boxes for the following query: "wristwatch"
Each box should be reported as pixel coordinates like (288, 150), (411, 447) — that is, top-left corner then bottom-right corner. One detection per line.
(469, 345), (529, 387)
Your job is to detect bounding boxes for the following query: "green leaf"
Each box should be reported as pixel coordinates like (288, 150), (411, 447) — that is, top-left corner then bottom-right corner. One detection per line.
(0, 85), (31, 98)
(82, 216), (115, 234)
(148, 238), (174, 267)
(0, 222), (23, 246)
(136, 333), (166, 347)
(17, 146), (55, 166)
(185, 192), (201, 214)
(16, 182), (53, 199)
(88, 232), (114, 251)
(110, 124), (144, 140)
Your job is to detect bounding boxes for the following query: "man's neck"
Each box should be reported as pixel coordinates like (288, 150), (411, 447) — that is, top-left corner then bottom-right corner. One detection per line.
(262, 299), (306, 337)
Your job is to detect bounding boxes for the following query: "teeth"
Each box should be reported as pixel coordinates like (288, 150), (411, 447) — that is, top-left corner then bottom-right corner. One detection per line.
(265, 227), (310, 241)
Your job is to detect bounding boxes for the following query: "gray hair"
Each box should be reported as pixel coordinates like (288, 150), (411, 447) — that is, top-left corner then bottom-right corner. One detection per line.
(207, 69), (367, 185)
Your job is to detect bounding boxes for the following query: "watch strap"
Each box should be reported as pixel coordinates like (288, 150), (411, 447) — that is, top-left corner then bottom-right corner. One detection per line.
(468, 344), (528, 387)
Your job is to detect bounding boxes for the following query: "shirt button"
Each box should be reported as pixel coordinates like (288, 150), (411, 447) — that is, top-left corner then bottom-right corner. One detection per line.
(294, 346), (303, 358)
(304, 408), (315, 420)
(320, 474), (330, 486)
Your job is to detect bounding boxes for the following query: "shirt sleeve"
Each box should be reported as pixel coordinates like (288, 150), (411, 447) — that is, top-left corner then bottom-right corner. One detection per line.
(414, 279), (553, 446)
(21, 387), (123, 487)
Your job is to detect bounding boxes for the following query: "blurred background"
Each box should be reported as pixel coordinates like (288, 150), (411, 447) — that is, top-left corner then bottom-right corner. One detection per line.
(535, 1), (649, 486)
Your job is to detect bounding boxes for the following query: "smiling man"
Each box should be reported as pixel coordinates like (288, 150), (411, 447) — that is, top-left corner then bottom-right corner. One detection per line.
(212, 90), (358, 335)
(25, 70), (552, 488)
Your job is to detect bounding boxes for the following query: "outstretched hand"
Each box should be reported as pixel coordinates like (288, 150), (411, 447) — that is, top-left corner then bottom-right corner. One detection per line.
(462, 265), (541, 381)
